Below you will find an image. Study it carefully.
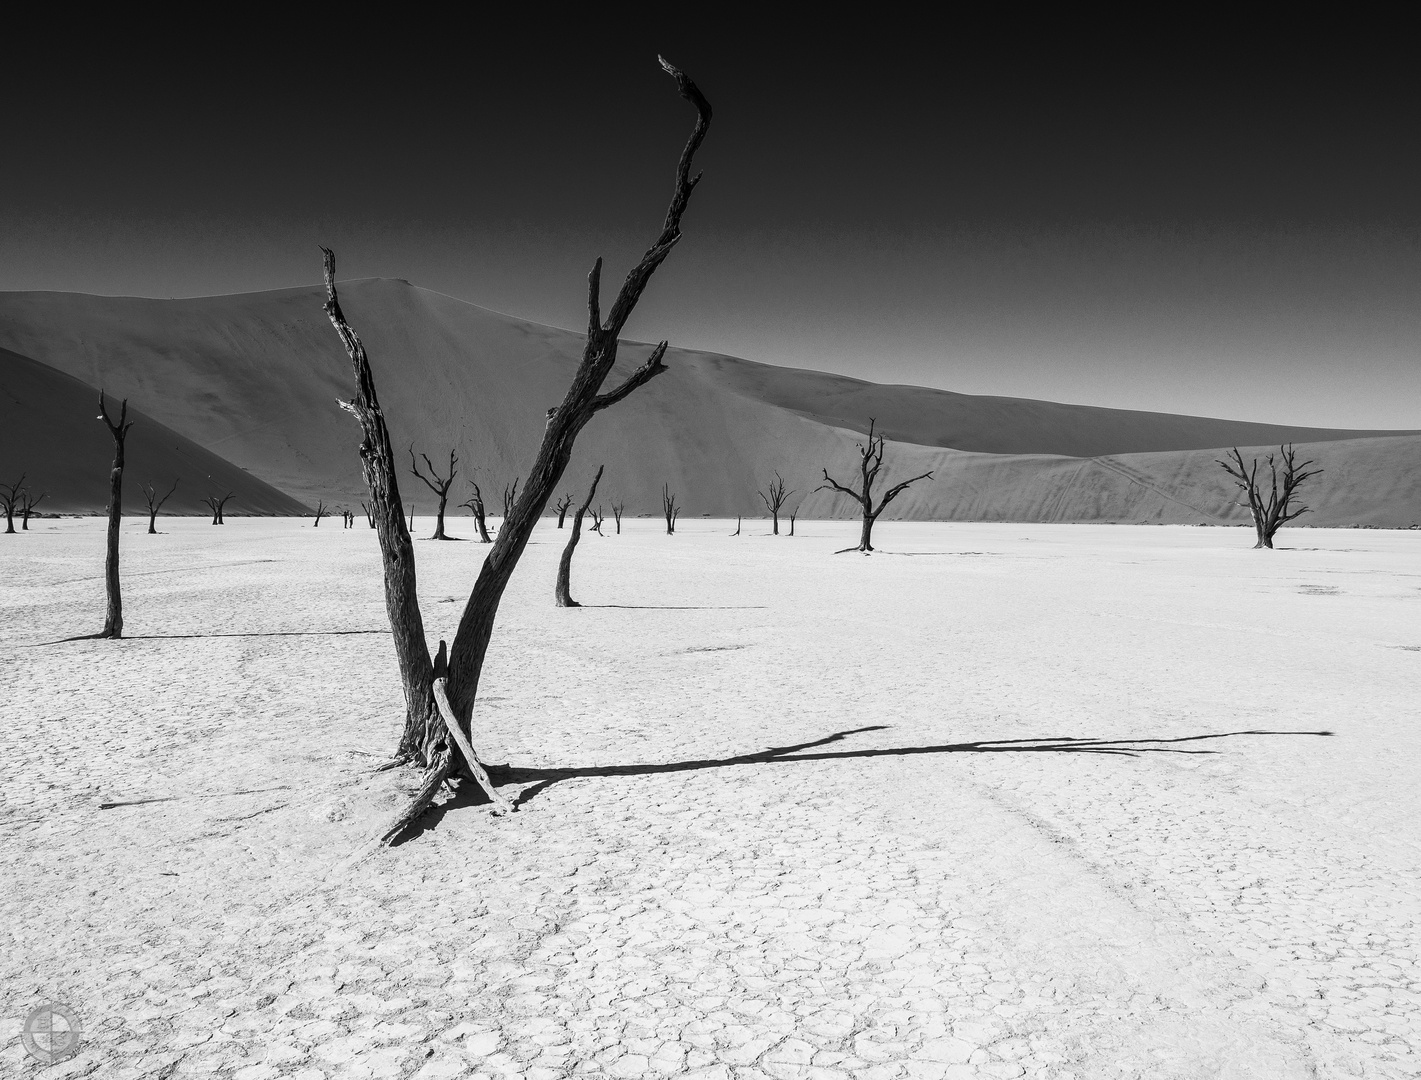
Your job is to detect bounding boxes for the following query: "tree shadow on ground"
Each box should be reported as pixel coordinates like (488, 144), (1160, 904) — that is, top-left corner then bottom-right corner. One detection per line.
(582, 605), (769, 610)
(391, 725), (1333, 843)
(32, 629), (390, 645)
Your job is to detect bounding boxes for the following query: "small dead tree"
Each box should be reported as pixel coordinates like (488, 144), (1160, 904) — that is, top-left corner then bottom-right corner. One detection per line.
(732, 516), (740, 536)
(19, 489), (45, 530)
(662, 483), (680, 534)
(555, 466), (605, 607)
(1, 475), (25, 534)
(758, 471), (794, 535)
(202, 492), (234, 524)
(461, 482), (493, 543)
(1217, 444), (1323, 549)
(320, 54), (710, 843)
(818, 419), (933, 553)
(360, 501), (375, 528)
(501, 478), (520, 522)
(142, 479), (178, 533)
(554, 493), (573, 527)
(97, 392), (132, 638)
(314, 500), (329, 527)
(611, 501), (625, 534)
(589, 505), (606, 535)
(789, 504), (800, 536)
(410, 446), (459, 540)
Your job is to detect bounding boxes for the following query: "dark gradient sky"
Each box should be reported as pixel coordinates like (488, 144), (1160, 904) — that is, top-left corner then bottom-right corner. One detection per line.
(4, 18), (1418, 428)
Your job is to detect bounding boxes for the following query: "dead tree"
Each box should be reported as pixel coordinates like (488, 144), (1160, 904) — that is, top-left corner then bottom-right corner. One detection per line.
(759, 471), (794, 535)
(360, 501), (375, 528)
(321, 55), (710, 842)
(611, 501), (625, 534)
(1, 475), (24, 534)
(554, 493), (573, 527)
(19, 490), (45, 530)
(461, 482), (493, 543)
(589, 504), (606, 535)
(142, 479), (178, 533)
(662, 483), (680, 534)
(314, 500), (329, 527)
(555, 466), (605, 607)
(410, 446), (459, 539)
(203, 492), (234, 524)
(732, 516), (740, 536)
(789, 504), (800, 536)
(1217, 444), (1323, 549)
(501, 478), (520, 522)
(818, 419), (933, 553)
(97, 392), (132, 638)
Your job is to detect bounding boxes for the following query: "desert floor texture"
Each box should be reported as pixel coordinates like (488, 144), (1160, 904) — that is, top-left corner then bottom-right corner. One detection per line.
(1, 517), (1418, 1080)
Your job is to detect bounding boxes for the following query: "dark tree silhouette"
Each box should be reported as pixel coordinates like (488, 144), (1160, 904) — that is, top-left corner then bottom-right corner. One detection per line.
(501, 478), (520, 523)
(732, 516), (741, 536)
(611, 501), (625, 534)
(555, 466), (605, 607)
(322, 55), (711, 844)
(461, 482), (493, 543)
(759, 471), (794, 535)
(360, 501), (375, 528)
(142, 479), (178, 534)
(313, 500), (329, 527)
(589, 504), (606, 535)
(818, 419), (933, 553)
(662, 483), (680, 534)
(97, 392), (132, 638)
(19, 489), (45, 530)
(1, 475), (24, 534)
(410, 446), (459, 540)
(1217, 444), (1323, 549)
(202, 492), (234, 524)
(553, 493), (573, 527)
(789, 504), (800, 536)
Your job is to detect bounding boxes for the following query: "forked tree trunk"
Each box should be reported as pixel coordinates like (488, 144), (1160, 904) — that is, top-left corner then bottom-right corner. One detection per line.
(464, 486), (493, 543)
(1217, 445), (1322, 549)
(555, 466), (604, 607)
(819, 419), (932, 553)
(98, 393), (131, 639)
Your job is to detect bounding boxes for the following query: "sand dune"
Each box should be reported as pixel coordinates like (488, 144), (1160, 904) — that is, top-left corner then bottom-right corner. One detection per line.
(0, 346), (310, 516)
(1, 280), (1416, 525)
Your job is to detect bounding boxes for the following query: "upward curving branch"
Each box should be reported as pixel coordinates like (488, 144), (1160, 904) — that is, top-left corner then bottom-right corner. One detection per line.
(410, 446), (459, 539)
(1216, 444), (1322, 549)
(818, 419), (932, 553)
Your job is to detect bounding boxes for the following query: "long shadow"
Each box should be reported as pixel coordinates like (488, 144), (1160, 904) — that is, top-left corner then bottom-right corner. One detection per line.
(30, 629), (390, 646)
(390, 725), (1333, 842)
(584, 605), (769, 610)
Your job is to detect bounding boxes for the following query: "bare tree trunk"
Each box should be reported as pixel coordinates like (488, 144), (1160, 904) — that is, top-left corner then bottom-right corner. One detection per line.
(0, 476), (19, 535)
(1217, 445), (1321, 549)
(313, 499), (328, 527)
(819, 419), (932, 553)
(20, 492), (44, 530)
(732, 516), (740, 536)
(410, 447), (458, 539)
(662, 483), (680, 534)
(612, 502), (624, 534)
(758, 472), (793, 535)
(789, 507), (798, 536)
(555, 466), (604, 607)
(463, 484), (493, 543)
(554, 493), (572, 527)
(98, 393), (131, 638)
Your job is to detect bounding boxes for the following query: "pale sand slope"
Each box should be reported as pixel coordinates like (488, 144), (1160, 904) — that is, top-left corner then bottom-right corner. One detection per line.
(1, 281), (1416, 524)
(1, 519), (1417, 1078)
(0, 346), (311, 516)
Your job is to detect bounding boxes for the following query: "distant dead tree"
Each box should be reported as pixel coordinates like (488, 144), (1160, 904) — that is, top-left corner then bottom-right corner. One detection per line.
(19, 489), (45, 530)
(732, 516), (740, 536)
(1217, 444), (1323, 549)
(360, 501), (375, 528)
(461, 481), (493, 543)
(334, 505), (350, 528)
(408, 503), (415, 531)
(141, 479), (178, 534)
(1, 475), (24, 534)
(501, 478), (520, 522)
(319, 54), (709, 844)
(553, 493), (573, 527)
(611, 501), (625, 534)
(313, 499), (329, 527)
(589, 504), (606, 535)
(662, 483), (680, 534)
(818, 419), (933, 553)
(410, 446), (459, 540)
(789, 504), (800, 536)
(203, 492), (234, 524)
(758, 472), (794, 535)
(97, 392), (132, 638)
(555, 466), (605, 607)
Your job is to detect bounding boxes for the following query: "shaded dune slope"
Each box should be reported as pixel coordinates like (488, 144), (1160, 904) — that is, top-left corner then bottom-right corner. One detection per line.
(0, 346), (310, 516)
(1, 281), (1416, 526)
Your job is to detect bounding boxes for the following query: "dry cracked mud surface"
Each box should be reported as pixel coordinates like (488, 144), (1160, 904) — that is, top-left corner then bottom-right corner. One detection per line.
(2, 519), (1418, 1078)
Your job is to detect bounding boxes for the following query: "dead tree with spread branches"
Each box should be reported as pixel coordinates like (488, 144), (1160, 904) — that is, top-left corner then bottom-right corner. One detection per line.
(411, 447), (459, 539)
(142, 480), (177, 533)
(589, 505), (606, 535)
(318, 50), (711, 847)
(501, 478), (520, 524)
(554, 493), (573, 527)
(2, 475), (26, 534)
(759, 471), (794, 535)
(611, 501), (625, 534)
(313, 500), (329, 527)
(202, 492), (234, 524)
(19, 489), (45, 530)
(662, 483), (680, 534)
(818, 419), (933, 553)
(461, 482), (493, 543)
(1217, 444), (1323, 549)
(97, 393), (132, 638)
(555, 466), (605, 608)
